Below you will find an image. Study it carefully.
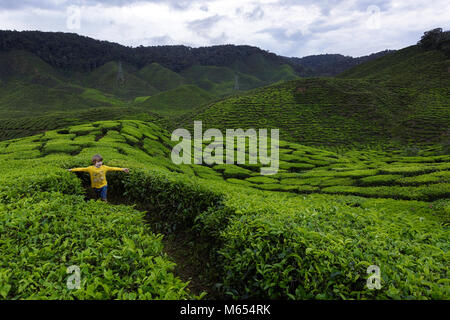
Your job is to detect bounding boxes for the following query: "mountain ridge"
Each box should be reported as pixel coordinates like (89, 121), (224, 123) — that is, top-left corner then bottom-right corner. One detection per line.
(0, 30), (393, 77)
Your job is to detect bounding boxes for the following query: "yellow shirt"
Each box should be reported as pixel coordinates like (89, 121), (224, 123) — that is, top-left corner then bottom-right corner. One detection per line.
(70, 165), (123, 188)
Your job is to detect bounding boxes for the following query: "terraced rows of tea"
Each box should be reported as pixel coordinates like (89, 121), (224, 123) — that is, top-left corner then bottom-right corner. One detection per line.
(180, 78), (449, 148)
(398, 102), (450, 145)
(210, 141), (450, 202)
(339, 45), (450, 146)
(177, 45), (450, 148)
(0, 119), (448, 299)
(0, 106), (170, 141)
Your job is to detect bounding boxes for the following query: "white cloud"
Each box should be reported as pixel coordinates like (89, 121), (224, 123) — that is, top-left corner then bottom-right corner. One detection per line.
(0, 0), (449, 57)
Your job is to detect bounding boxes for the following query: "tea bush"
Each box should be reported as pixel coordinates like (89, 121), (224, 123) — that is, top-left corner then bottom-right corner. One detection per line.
(0, 192), (192, 299)
(322, 184), (450, 201)
(212, 192), (449, 299)
(43, 141), (81, 155)
(358, 174), (402, 186)
(397, 171), (450, 186)
(68, 124), (97, 135)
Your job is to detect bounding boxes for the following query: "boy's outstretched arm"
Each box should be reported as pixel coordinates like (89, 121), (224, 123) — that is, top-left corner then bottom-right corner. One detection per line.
(104, 166), (129, 173)
(68, 167), (90, 172)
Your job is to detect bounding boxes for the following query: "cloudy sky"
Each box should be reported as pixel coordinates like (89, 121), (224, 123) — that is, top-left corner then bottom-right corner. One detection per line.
(0, 0), (448, 57)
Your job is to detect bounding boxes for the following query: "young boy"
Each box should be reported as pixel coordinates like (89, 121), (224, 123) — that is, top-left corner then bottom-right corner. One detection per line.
(68, 154), (129, 202)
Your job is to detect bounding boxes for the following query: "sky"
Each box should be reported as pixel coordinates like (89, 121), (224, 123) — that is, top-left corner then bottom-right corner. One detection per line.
(0, 0), (448, 58)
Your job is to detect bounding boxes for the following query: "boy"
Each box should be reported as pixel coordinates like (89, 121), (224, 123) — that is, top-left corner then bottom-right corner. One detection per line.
(68, 154), (129, 202)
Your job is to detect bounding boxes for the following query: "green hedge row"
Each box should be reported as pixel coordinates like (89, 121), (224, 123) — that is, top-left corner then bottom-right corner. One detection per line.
(104, 169), (449, 300)
(0, 191), (193, 299)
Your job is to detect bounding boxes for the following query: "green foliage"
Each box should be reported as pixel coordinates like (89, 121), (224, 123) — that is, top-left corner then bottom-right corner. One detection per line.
(396, 171), (450, 186)
(179, 64), (266, 97)
(0, 110), (448, 301)
(359, 174), (402, 186)
(2, 141), (41, 153)
(379, 165), (444, 176)
(69, 124), (97, 135)
(296, 185), (320, 193)
(245, 176), (279, 184)
(0, 192), (191, 299)
(136, 63), (185, 91)
(0, 165), (85, 202)
(0, 106), (166, 142)
(42, 130), (76, 141)
(179, 45), (450, 148)
(80, 88), (125, 106)
(279, 161), (316, 172)
(93, 121), (121, 130)
(43, 140), (81, 155)
(0, 26), (449, 302)
(98, 130), (127, 144)
(135, 84), (217, 116)
(117, 168), (225, 233)
(417, 28), (450, 54)
(322, 184), (450, 201)
(212, 192), (448, 299)
(213, 164), (253, 179)
(0, 32), (308, 124)
(73, 134), (97, 144)
(254, 184), (298, 192)
(142, 138), (168, 157)
(120, 124), (143, 140)
(81, 61), (159, 99)
(226, 178), (255, 187)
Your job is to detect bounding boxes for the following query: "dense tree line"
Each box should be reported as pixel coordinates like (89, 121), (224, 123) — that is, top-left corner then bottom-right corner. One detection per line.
(3, 29), (440, 77)
(417, 28), (450, 55)
(286, 50), (394, 77)
(0, 30), (292, 73)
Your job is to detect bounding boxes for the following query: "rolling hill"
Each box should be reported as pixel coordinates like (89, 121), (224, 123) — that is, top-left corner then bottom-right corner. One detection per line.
(0, 29), (422, 149)
(134, 84), (218, 116)
(0, 33), (306, 121)
(339, 45), (450, 87)
(176, 44), (449, 150)
(136, 62), (186, 91)
(287, 50), (395, 77)
(80, 61), (160, 99)
(0, 50), (127, 118)
(0, 30), (448, 153)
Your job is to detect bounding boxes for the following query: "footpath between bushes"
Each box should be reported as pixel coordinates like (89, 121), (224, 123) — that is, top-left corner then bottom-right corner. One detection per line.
(70, 167), (450, 300)
(78, 170), (228, 299)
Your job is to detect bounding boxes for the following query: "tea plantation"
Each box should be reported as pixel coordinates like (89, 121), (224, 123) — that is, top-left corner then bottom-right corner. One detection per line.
(178, 45), (450, 148)
(0, 120), (448, 299)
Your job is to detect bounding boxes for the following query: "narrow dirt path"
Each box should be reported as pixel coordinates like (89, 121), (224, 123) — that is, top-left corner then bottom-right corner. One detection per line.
(159, 231), (218, 298)
(102, 195), (221, 299)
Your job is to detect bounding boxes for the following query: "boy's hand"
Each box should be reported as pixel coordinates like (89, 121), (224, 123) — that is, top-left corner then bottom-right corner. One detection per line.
(123, 168), (130, 173)
(68, 169), (72, 172)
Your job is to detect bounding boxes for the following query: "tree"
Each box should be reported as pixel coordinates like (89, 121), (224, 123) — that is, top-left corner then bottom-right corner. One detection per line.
(418, 28), (450, 55)
(418, 28), (443, 49)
